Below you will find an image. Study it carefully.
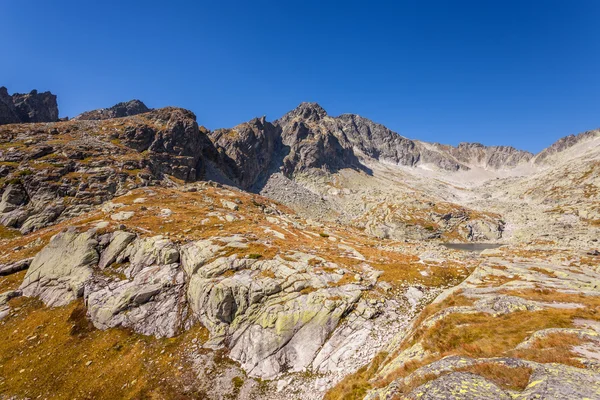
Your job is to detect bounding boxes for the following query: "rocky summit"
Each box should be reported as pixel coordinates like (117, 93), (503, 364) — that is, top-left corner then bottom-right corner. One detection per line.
(0, 87), (59, 125)
(0, 91), (599, 400)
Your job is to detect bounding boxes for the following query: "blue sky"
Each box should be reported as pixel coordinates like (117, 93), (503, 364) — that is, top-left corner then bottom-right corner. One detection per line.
(1, 1), (598, 153)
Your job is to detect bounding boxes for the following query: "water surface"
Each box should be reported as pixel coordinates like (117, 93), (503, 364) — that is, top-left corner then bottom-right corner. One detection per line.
(441, 243), (503, 252)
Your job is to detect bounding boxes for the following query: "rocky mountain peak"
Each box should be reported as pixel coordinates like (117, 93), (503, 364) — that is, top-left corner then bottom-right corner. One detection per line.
(0, 87), (59, 125)
(73, 99), (151, 121)
(0, 86), (600, 400)
(278, 102), (328, 124)
(534, 129), (600, 164)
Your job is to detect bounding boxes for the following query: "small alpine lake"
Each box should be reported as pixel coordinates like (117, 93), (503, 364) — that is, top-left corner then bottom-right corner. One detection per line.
(441, 243), (504, 252)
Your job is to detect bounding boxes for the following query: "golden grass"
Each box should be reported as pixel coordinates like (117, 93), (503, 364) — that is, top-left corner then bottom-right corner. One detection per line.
(476, 274), (521, 287)
(323, 352), (388, 400)
(508, 332), (586, 368)
(456, 363), (532, 391)
(418, 309), (572, 358)
(0, 297), (211, 400)
(530, 266), (558, 278)
(0, 225), (21, 240)
(0, 270), (26, 293)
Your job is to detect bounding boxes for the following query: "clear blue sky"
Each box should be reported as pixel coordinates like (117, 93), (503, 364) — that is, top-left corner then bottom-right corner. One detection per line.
(1, 1), (599, 153)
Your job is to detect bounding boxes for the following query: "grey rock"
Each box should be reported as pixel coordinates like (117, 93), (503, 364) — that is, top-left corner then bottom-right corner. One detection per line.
(0, 208), (30, 227)
(0, 257), (33, 276)
(20, 229), (98, 306)
(0, 87), (19, 125)
(534, 129), (600, 164)
(110, 211), (135, 221)
(0, 290), (22, 320)
(210, 116), (280, 189)
(117, 235), (180, 276)
(19, 202), (65, 234)
(0, 183), (29, 213)
(438, 142), (533, 169)
(98, 231), (136, 269)
(85, 263), (187, 337)
(180, 239), (222, 276)
(518, 364), (600, 399)
(73, 99), (150, 121)
(0, 87), (58, 124)
(406, 372), (511, 400)
(186, 255), (364, 379)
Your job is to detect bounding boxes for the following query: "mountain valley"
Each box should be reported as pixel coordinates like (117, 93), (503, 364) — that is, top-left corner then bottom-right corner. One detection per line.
(0, 87), (599, 400)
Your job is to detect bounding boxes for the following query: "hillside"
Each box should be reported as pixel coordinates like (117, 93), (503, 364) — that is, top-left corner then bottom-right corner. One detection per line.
(0, 90), (598, 400)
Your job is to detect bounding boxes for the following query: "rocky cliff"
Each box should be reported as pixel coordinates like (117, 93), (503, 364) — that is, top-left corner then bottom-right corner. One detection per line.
(433, 142), (534, 169)
(0, 107), (219, 234)
(0, 87), (59, 125)
(273, 103), (534, 173)
(533, 129), (600, 164)
(73, 99), (151, 121)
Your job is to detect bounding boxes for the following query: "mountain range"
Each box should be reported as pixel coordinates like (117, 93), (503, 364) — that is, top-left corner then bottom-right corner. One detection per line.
(0, 87), (598, 399)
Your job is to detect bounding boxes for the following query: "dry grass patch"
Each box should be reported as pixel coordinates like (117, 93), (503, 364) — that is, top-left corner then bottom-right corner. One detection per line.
(383, 293), (476, 369)
(324, 352), (388, 400)
(530, 266), (558, 278)
(374, 356), (439, 391)
(0, 297), (211, 400)
(476, 273), (521, 287)
(0, 270), (26, 293)
(508, 332), (586, 368)
(456, 363), (532, 391)
(0, 225), (21, 240)
(418, 309), (574, 358)
(500, 288), (600, 314)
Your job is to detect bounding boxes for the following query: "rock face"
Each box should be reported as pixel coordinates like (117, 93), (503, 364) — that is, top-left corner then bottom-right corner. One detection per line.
(15, 226), (383, 381)
(208, 102), (535, 195)
(20, 229), (98, 306)
(0, 87), (20, 125)
(73, 99), (150, 120)
(185, 253), (367, 378)
(533, 129), (600, 164)
(210, 117), (280, 189)
(0, 107), (220, 234)
(434, 142), (534, 169)
(274, 103), (533, 173)
(0, 87), (59, 125)
(86, 262), (187, 337)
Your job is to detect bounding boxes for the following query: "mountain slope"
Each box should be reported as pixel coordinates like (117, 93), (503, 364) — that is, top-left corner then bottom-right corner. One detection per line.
(0, 92), (599, 400)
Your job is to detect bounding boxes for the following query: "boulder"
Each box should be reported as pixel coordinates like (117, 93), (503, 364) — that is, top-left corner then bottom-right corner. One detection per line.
(406, 372), (511, 400)
(20, 229), (98, 306)
(180, 239), (222, 276)
(186, 255), (363, 378)
(0, 183), (29, 213)
(117, 235), (180, 276)
(85, 263), (187, 337)
(0, 257), (33, 276)
(98, 231), (136, 269)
